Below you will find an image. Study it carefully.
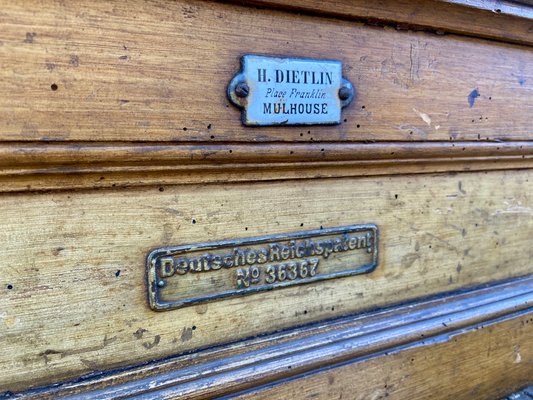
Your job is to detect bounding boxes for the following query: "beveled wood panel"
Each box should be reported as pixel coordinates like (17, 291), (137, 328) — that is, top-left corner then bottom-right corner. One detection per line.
(0, 0), (532, 142)
(1, 169), (532, 392)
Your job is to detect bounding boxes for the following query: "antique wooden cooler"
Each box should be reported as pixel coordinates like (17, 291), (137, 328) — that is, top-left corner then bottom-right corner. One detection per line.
(1, 0), (532, 398)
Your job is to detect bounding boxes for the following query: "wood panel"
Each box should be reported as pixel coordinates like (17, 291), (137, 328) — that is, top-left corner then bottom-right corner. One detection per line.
(0, 0), (532, 142)
(1, 169), (532, 392)
(11, 277), (533, 398)
(0, 141), (532, 192)
(241, 0), (533, 46)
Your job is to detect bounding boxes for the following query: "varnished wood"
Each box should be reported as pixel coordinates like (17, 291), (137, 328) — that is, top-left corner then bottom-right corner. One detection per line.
(0, 0), (531, 396)
(1, 169), (532, 392)
(11, 276), (533, 399)
(0, 0), (532, 143)
(0, 141), (532, 192)
(241, 0), (533, 46)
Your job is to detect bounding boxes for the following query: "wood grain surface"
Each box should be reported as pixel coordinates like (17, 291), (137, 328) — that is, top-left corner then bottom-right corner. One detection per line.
(233, 311), (533, 400)
(0, 0), (532, 142)
(1, 169), (532, 392)
(12, 277), (533, 399)
(242, 0), (533, 46)
(1, 0), (532, 396)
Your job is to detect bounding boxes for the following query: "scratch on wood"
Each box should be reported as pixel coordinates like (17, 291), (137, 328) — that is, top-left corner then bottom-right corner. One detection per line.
(413, 108), (431, 126)
(142, 335), (161, 349)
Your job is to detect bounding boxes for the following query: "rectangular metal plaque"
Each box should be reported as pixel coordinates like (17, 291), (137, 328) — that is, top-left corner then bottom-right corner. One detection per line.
(147, 225), (378, 311)
(228, 55), (354, 126)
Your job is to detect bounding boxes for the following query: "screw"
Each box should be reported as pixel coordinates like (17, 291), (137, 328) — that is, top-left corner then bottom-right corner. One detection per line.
(338, 86), (351, 101)
(235, 82), (250, 98)
(157, 280), (165, 288)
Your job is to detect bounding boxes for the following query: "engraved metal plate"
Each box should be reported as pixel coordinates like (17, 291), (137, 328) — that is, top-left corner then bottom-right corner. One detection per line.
(147, 224), (378, 311)
(228, 55), (355, 126)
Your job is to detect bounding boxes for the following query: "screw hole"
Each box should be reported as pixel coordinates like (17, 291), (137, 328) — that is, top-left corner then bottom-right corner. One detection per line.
(192, 218), (196, 224)
(7, 284), (13, 290)
(51, 83), (58, 91)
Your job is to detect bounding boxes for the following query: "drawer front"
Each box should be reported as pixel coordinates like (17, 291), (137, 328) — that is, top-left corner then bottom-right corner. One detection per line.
(0, 0), (532, 143)
(2, 169), (532, 391)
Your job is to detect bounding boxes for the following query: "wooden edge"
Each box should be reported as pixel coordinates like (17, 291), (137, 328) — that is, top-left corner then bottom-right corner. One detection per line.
(229, 310), (533, 400)
(233, 0), (533, 46)
(503, 385), (533, 400)
(10, 275), (533, 399)
(1, 141), (532, 192)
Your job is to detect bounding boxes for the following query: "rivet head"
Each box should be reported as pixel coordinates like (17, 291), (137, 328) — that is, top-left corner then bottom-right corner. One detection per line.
(235, 82), (250, 98)
(338, 86), (351, 101)
(157, 280), (166, 288)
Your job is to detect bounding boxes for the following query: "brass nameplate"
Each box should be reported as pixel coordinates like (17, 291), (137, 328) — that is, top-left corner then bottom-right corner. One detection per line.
(146, 225), (378, 311)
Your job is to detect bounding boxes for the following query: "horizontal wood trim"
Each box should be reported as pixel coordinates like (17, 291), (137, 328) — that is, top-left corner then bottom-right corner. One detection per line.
(233, 310), (533, 400)
(12, 276), (533, 399)
(2, 170), (532, 392)
(1, 141), (533, 192)
(1, 0), (532, 143)
(240, 0), (533, 46)
(3, 142), (533, 166)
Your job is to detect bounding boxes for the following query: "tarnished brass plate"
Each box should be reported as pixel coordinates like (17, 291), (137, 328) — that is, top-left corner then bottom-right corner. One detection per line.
(147, 225), (378, 311)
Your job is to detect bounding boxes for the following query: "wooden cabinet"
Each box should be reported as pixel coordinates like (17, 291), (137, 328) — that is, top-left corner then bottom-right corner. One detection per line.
(1, 1), (532, 398)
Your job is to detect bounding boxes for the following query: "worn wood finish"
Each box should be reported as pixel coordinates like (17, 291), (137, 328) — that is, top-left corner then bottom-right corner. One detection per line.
(1, 0), (532, 143)
(504, 385), (533, 400)
(10, 276), (533, 399)
(0, 141), (532, 192)
(1, 169), (532, 392)
(1, 0), (532, 397)
(232, 310), (533, 400)
(242, 0), (533, 46)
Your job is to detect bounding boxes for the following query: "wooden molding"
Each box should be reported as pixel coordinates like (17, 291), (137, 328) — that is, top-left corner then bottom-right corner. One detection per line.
(238, 0), (533, 46)
(12, 275), (533, 399)
(2, 141), (533, 166)
(0, 141), (532, 192)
